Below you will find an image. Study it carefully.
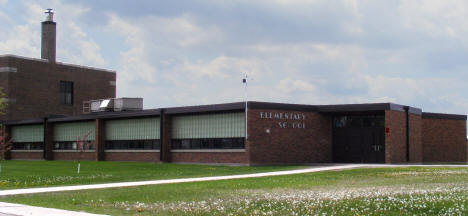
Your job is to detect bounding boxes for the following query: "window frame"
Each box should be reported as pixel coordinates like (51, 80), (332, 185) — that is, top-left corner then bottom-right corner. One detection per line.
(171, 138), (245, 150)
(59, 80), (74, 105)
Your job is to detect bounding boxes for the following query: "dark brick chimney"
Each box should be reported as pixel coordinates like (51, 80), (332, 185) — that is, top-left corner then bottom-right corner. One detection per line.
(41, 9), (56, 62)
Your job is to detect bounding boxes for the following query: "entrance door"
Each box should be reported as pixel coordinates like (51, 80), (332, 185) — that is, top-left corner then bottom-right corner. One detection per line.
(333, 125), (385, 163)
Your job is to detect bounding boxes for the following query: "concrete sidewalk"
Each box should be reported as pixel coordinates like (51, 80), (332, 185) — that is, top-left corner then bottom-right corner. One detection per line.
(0, 202), (108, 216)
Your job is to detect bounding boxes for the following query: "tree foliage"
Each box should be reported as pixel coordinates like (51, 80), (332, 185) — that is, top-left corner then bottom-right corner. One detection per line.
(0, 128), (12, 161)
(0, 87), (7, 115)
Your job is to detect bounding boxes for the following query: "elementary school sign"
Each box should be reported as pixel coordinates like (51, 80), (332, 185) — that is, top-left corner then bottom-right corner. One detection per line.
(259, 111), (306, 129)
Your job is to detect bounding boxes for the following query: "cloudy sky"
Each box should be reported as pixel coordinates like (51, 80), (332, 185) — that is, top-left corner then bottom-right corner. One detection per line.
(1, 0), (468, 114)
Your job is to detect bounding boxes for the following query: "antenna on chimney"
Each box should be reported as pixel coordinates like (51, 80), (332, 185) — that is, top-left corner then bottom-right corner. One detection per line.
(45, 8), (54, 22)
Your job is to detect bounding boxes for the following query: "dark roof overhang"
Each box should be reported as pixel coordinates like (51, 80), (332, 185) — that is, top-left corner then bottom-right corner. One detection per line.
(48, 109), (162, 123)
(422, 112), (467, 120)
(165, 102), (245, 115)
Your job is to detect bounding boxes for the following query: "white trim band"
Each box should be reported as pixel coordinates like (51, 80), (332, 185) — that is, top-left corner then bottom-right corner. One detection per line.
(0, 67), (17, 73)
(11, 150), (43, 153)
(171, 149), (246, 153)
(105, 150), (160, 153)
(52, 150), (95, 153)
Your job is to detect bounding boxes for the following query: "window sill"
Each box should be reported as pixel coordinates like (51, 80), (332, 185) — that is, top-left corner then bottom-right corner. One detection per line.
(104, 150), (160, 153)
(171, 149), (246, 153)
(11, 150), (43, 153)
(52, 150), (95, 153)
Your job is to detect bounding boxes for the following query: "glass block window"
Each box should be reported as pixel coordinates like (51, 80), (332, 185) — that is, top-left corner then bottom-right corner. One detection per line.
(172, 112), (245, 139)
(11, 124), (44, 142)
(53, 121), (95, 141)
(105, 118), (160, 140)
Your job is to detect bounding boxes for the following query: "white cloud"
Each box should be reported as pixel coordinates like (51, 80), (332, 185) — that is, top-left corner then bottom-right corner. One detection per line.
(0, 0), (106, 67)
(106, 13), (156, 83)
(399, 1), (468, 39)
(3, 0), (468, 115)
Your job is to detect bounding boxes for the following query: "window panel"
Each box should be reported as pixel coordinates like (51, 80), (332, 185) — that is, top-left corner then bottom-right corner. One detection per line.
(12, 142), (43, 150)
(59, 81), (73, 105)
(171, 138), (245, 149)
(105, 139), (160, 150)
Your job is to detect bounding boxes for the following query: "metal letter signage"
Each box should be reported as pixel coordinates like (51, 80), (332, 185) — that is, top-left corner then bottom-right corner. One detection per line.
(259, 112), (306, 129)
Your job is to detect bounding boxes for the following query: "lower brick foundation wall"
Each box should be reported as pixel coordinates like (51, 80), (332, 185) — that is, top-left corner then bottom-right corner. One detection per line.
(171, 152), (248, 164)
(422, 118), (467, 162)
(53, 152), (96, 161)
(105, 152), (160, 162)
(10, 152), (43, 160)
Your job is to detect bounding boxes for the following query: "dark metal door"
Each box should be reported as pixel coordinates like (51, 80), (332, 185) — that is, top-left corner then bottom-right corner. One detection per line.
(333, 127), (385, 163)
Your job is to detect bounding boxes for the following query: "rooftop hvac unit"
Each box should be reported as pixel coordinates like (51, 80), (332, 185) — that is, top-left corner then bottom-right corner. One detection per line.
(113, 98), (143, 112)
(99, 99), (114, 112)
(83, 98), (143, 113)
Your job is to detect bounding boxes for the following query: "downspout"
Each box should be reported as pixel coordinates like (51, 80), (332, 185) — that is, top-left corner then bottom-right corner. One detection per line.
(43, 117), (47, 159)
(404, 106), (410, 162)
(160, 109), (164, 161)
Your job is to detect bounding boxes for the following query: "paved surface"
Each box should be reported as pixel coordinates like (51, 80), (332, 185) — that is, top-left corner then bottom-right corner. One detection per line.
(0, 202), (108, 216)
(1, 164), (468, 215)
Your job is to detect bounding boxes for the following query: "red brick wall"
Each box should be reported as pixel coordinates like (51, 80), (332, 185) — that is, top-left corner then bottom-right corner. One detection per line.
(385, 110), (406, 163)
(171, 152), (248, 164)
(10, 152), (43, 160)
(1, 56), (115, 121)
(409, 114), (423, 163)
(247, 109), (332, 164)
(53, 152), (96, 161)
(161, 114), (171, 162)
(95, 119), (105, 161)
(422, 118), (467, 162)
(105, 152), (160, 162)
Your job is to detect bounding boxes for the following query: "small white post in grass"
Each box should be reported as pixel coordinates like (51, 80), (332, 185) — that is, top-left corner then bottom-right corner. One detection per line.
(76, 129), (93, 175)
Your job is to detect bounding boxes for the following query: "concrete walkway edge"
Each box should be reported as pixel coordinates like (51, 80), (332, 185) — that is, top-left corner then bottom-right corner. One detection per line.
(0, 201), (108, 216)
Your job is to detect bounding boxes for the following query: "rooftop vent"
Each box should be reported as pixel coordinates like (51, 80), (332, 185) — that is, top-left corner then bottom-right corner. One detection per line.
(83, 98), (143, 114)
(45, 8), (54, 22)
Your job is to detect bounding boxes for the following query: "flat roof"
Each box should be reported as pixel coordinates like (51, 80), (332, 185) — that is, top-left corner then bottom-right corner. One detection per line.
(317, 103), (422, 115)
(0, 54), (116, 73)
(3, 101), (465, 126)
(422, 112), (467, 120)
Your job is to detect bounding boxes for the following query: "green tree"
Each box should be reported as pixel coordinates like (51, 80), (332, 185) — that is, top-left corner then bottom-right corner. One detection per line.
(0, 87), (10, 171)
(0, 87), (6, 115)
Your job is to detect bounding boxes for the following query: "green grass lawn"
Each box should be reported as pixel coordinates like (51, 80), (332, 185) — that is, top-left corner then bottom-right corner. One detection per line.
(0, 160), (304, 189)
(2, 167), (468, 215)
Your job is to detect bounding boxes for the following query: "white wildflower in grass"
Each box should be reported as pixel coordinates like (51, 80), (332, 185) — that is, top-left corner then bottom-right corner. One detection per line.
(95, 168), (468, 215)
(0, 174), (114, 188)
